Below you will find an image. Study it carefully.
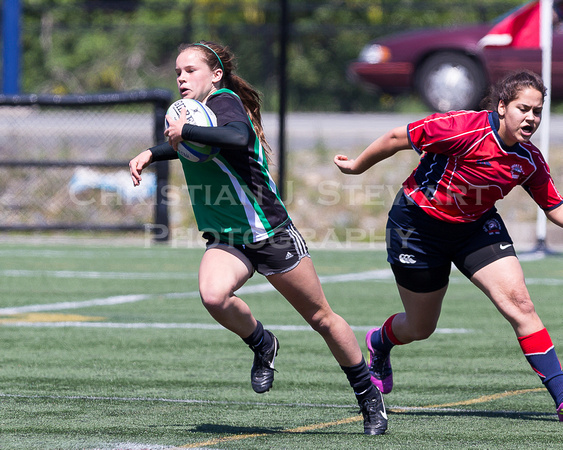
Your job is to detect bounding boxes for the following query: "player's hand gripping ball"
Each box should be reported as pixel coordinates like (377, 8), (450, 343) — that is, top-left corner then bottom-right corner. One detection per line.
(165, 99), (219, 163)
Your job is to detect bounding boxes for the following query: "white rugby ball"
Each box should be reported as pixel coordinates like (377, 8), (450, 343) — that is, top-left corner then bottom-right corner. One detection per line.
(165, 99), (219, 163)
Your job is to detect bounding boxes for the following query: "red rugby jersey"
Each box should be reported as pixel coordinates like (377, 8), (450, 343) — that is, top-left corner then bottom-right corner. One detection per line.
(405, 110), (563, 223)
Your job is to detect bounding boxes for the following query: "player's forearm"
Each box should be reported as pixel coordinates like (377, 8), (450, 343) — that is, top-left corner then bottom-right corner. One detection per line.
(546, 204), (563, 227)
(182, 121), (250, 149)
(352, 128), (410, 173)
(149, 142), (179, 161)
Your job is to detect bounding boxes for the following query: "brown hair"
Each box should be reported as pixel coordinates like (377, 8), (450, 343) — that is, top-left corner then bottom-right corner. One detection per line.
(178, 41), (272, 155)
(480, 69), (546, 111)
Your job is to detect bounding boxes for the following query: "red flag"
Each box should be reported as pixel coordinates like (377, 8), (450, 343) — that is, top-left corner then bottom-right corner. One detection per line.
(479, 1), (540, 48)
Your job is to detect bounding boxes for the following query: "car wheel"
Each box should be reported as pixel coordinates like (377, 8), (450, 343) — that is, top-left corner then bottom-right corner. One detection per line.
(415, 52), (487, 112)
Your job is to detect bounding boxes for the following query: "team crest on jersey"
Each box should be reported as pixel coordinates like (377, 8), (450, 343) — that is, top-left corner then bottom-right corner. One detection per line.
(510, 164), (524, 179)
(483, 218), (502, 235)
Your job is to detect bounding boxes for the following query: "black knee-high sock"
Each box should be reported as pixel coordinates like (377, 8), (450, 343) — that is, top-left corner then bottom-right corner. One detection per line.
(242, 320), (272, 352)
(341, 358), (379, 404)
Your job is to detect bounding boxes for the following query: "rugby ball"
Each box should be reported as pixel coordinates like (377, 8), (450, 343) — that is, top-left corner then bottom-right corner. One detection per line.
(165, 99), (219, 163)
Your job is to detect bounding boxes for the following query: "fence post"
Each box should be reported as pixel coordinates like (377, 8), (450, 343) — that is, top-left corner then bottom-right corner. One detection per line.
(153, 95), (171, 242)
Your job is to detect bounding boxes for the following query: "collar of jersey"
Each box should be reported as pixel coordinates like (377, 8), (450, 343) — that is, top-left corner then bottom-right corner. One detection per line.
(488, 111), (530, 158)
(211, 88), (240, 99)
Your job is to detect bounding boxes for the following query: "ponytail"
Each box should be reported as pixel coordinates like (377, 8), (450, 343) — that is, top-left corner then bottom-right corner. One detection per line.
(180, 41), (272, 156)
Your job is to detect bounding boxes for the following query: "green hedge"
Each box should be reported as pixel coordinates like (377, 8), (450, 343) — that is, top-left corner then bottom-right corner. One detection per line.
(13, 0), (525, 111)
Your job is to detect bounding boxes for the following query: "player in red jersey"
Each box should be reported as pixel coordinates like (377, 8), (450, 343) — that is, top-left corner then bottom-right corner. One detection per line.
(335, 70), (563, 420)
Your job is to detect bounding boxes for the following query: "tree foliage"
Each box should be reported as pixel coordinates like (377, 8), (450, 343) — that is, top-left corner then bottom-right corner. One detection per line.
(15, 0), (526, 111)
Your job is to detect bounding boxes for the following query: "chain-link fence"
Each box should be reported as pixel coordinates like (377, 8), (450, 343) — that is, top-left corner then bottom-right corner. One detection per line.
(0, 90), (172, 239)
(0, 0), (538, 244)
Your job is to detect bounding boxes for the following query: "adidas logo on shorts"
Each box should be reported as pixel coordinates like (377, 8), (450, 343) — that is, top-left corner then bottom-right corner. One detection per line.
(285, 252), (293, 260)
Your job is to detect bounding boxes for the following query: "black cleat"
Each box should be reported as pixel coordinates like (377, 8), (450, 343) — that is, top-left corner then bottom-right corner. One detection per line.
(250, 330), (279, 393)
(360, 390), (388, 435)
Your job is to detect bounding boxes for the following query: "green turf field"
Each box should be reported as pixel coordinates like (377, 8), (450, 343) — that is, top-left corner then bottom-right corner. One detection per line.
(1, 240), (563, 449)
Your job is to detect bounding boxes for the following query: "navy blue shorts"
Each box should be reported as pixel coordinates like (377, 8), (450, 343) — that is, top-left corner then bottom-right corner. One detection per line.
(386, 191), (516, 291)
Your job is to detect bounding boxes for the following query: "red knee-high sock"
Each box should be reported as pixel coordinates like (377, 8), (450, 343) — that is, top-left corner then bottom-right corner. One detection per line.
(518, 328), (563, 406)
(382, 314), (403, 346)
(370, 314), (403, 354)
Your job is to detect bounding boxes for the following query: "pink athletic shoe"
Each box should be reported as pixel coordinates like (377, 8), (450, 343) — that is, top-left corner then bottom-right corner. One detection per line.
(366, 327), (393, 394)
(557, 402), (563, 422)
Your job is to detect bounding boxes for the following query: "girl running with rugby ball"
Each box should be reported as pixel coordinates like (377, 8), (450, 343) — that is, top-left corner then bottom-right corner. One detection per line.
(129, 41), (387, 435)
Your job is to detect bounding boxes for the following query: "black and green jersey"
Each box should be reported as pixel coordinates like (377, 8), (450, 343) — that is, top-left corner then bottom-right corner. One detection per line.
(179, 89), (289, 244)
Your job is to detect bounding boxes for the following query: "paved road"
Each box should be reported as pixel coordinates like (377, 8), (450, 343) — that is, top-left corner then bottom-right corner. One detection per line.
(3, 110), (562, 157)
(262, 112), (563, 153)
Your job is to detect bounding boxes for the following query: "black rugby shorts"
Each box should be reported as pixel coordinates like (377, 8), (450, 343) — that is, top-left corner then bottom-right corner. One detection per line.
(386, 191), (516, 292)
(205, 221), (310, 276)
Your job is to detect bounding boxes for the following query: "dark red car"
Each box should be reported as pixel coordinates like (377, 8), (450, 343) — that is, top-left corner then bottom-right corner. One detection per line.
(348, 2), (563, 111)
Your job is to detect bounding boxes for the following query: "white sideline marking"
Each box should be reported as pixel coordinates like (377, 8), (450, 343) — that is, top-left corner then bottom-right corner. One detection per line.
(1, 265), (558, 330)
(526, 277), (563, 285)
(0, 320), (472, 334)
(2, 265), (561, 286)
(0, 248), (181, 259)
(0, 269), (393, 315)
(317, 269), (394, 283)
(0, 268), (392, 281)
(0, 292), (197, 315)
(0, 269), (196, 280)
(0, 392), (552, 417)
(0, 392), (355, 408)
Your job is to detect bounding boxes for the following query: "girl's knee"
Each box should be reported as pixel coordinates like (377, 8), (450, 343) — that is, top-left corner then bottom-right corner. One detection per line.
(409, 327), (435, 341)
(401, 317), (437, 342)
(308, 311), (346, 337)
(199, 286), (229, 312)
(503, 291), (537, 317)
(515, 297), (536, 315)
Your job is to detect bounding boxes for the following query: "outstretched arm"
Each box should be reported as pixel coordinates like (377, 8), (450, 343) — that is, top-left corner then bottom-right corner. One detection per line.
(334, 126), (411, 174)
